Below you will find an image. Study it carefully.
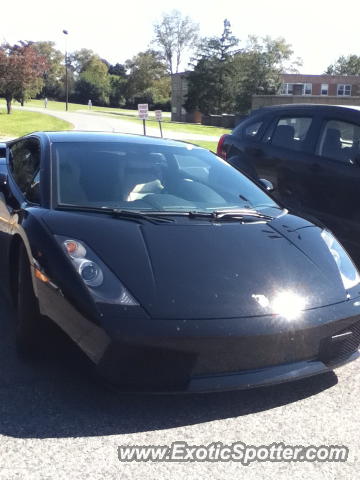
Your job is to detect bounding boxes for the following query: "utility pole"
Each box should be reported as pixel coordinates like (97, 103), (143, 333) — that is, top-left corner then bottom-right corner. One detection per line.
(63, 29), (69, 111)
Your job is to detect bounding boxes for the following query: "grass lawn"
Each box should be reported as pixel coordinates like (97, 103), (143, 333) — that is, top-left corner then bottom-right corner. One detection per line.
(10, 98), (90, 113)
(185, 139), (218, 152)
(9, 99), (230, 137)
(94, 110), (230, 137)
(12, 99), (171, 119)
(0, 109), (73, 137)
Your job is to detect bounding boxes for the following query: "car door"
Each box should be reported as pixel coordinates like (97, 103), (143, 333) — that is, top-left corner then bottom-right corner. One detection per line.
(302, 115), (360, 262)
(253, 111), (320, 215)
(0, 149), (12, 283)
(0, 137), (42, 289)
(225, 114), (273, 180)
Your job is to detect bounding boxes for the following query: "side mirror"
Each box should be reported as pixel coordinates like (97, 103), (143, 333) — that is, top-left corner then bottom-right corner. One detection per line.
(258, 178), (274, 192)
(0, 143), (6, 159)
(351, 154), (360, 167)
(0, 172), (8, 193)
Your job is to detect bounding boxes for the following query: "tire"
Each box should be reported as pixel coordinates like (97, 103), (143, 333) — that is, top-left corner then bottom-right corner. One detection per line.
(15, 244), (47, 359)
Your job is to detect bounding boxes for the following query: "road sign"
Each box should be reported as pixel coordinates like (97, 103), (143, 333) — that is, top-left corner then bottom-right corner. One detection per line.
(138, 103), (149, 120)
(154, 110), (162, 121)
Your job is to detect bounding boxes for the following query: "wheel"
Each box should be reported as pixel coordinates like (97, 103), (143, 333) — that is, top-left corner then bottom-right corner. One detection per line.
(15, 244), (47, 359)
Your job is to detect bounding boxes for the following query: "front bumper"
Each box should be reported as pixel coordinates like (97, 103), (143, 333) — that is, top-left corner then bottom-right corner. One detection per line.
(37, 280), (360, 393)
(96, 301), (360, 393)
(187, 352), (359, 393)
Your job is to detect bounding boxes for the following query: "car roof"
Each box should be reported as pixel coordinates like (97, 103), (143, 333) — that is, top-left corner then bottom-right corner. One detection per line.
(252, 104), (360, 115)
(25, 131), (201, 148)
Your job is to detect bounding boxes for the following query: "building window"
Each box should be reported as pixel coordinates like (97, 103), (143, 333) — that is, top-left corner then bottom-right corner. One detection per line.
(321, 84), (329, 95)
(337, 84), (352, 96)
(280, 83), (294, 95)
(281, 83), (312, 95)
(304, 83), (312, 95)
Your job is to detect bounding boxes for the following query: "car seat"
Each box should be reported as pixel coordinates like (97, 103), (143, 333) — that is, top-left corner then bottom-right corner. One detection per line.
(124, 153), (165, 201)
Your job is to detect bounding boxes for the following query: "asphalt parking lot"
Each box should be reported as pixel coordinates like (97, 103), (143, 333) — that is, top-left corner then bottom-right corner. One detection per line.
(0, 287), (359, 479)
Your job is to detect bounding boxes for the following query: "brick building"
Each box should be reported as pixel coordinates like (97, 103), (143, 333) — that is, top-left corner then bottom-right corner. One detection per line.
(172, 72), (360, 122)
(252, 73), (360, 109)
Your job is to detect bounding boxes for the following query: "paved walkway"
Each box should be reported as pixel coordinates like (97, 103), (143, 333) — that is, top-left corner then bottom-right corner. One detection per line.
(14, 107), (221, 142)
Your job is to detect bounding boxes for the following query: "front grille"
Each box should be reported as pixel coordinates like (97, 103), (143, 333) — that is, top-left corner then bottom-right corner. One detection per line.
(320, 320), (360, 367)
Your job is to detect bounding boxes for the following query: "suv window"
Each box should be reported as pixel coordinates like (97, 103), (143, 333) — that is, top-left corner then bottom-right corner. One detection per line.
(267, 117), (312, 151)
(244, 121), (262, 138)
(317, 120), (360, 164)
(9, 138), (40, 201)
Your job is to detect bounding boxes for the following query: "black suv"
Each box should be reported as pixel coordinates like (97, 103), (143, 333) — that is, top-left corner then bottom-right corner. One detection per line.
(217, 104), (360, 266)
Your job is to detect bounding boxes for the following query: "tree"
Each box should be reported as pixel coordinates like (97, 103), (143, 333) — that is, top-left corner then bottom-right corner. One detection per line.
(31, 41), (64, 99)
(75, 56), (110, 105)
(108, 63), (126, 77)
(125, 50), (170, 107)
(0, 42), (47, 113)
(325, 55), (360, 75)
(153, 9), (199, 74)
(69, 48), (97, 74)
(109, 75), (126, 107)
(185, 31), (300, 115)
(185, 20), (239, 114)
(234, 36), (299, 112)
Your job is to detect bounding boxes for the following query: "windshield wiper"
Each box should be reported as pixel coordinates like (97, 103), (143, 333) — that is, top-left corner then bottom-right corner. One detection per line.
(56, 205), (174, 223)
(111, 209), (175, 223)
(189, 209), (274, 222)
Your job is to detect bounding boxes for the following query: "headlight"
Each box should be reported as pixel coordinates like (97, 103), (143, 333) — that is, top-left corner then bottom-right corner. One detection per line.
(77, 259), (103, 287)
(321, 229), (360, 290)
(56, 236), (138, 306)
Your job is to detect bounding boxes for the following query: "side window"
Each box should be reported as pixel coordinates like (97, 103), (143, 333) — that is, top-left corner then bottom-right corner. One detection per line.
(269, 117), (312, 151)
(9, 138), (41, 201)
(317, 120), (360, 164)
(244, 121), (262, 138)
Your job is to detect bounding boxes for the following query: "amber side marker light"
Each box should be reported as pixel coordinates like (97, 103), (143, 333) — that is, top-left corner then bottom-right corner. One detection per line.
(64, 240), (78, 255)
(34, 268), (50, 283)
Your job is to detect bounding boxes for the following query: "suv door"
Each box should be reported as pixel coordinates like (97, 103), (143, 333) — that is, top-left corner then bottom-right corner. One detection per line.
(304, 116), (360, 262)
(226, 114), (273, 180)
(253, 112), (319, 214)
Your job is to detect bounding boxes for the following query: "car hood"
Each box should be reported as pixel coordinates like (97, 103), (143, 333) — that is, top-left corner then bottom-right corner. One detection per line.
(43, 210), (348, 319)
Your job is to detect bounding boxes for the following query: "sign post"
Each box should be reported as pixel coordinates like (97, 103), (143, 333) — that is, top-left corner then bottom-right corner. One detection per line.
(137, 104), (149, 135)
(155, 110), (163, 138)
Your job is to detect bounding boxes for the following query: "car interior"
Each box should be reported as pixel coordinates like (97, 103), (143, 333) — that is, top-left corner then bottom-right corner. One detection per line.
(318, 126), (360, 164)
(57, 149), (229, 210)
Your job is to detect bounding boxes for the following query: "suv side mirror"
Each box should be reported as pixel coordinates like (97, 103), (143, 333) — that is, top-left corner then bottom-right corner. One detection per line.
(258, 178), (274, 192)
(0, 143), (6, 159)
(0, 172), (8, 193)
(351, 154), (360, 167)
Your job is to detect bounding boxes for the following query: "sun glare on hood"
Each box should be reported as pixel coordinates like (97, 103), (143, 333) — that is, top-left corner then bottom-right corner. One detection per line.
(253, 291), (307, 320)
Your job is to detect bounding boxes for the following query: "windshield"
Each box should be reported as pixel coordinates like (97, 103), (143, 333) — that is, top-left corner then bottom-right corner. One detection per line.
(53, 141), (277, 212)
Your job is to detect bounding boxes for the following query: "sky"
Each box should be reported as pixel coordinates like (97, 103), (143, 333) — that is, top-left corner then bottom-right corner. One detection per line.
(2, 0), (360, 74)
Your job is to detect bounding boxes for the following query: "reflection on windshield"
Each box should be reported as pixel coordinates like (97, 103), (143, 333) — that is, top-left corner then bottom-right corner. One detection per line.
(53, 142), (277, 213)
